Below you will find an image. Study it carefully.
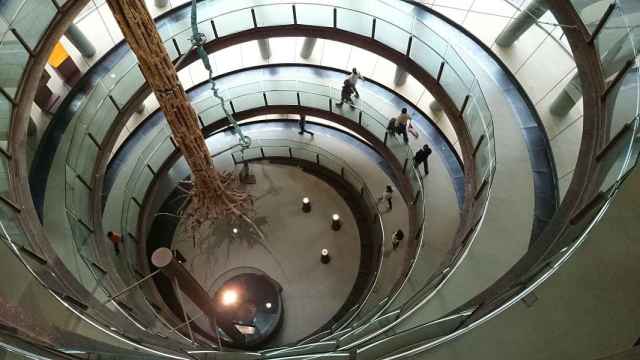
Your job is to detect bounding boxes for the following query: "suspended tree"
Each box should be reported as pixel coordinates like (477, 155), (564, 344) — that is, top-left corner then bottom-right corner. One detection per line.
(105, 0), (252, 243)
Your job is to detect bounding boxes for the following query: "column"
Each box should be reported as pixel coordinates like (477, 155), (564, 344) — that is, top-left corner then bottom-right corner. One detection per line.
(394, 67), (408, 86)
(550, 35), (632, 116)
(429, 100), (442, 112)
(258, 39), (271, 60)
(64, 24), (96, 58)
(151, 248), (217, 319)
(550, 76), (582, 116)
(300, 38), (317, 59)
(155, 0), (169, 7)
(135, 102), (146, 114)
(495, 0), (549, 47)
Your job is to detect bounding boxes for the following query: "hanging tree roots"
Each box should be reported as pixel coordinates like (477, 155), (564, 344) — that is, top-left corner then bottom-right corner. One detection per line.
(178, 168), (254, 246)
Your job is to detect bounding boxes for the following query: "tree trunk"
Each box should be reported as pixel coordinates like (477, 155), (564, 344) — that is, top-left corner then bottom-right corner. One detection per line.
(105, 0), (250, 225)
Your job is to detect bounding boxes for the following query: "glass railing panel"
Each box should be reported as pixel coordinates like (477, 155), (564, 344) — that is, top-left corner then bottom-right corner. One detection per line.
(133, 166), (154, 203)
(222, 81), (265, 98)
(0, 31), (28, 98)
(0, 201), (32, 254)
(0, 92), (11, 151)
(126, 198), (140, 236)
(200, 104), (226, 126)
(263, 146), (290, 158)
(78, 81), (111, 124)
(570, 0), (611, 34)
(374, 19), (411, 55)
(336, 8), (373, 38)
(0, 0), (24, 20)
(300, 93), (331, 112)
(254, 4), (295, 27)
(318, 154), (343, 178)
(385, 135), (411, 166)
(549, 195), (606, 261)
(368, 1), (415, 33)
(474, 146), (491, 190)
(412, 20), (448, 56)
(606, 63), (639, 141)
(214, 8), (254, 37)
(338, 310), (399, 347)
(65, 213), (112, 302)
(112, 67), (146, 109)
(291, 147), (318, 164)
(173, 22), (213, 55)
(163, 38), (180, 61)
(236, 147), (262, 162)
(232, 93), (267, 113)
(595, 2), (637, 82)
(0, 153), (9, 202)
(147, 137), (176, 173)
(295, 3), (334, 27)
(360, 113), (387, 142)
(10, 0), (56, 50)
(265, 90), (298, 106)
(439, 63), (468, 109)
(597, 116), (637, 192)
(333, 103), (360, 123)
(193, 95), (221, 114)
(265, 80), (299, 92)
(264, 341), (338, 358)
(356, 312), (470, 360)
(73, 136), (99, 185)
(443, 46), (475, 90)
(408, 39), (442, 79)
(463, 98), (487, 147)
(65, 165), (93, 228)
(102, 52), (138, 90)
(342, 166), (364, 194)
(88, 97), (119, 143)
(297, 81), (332, 97)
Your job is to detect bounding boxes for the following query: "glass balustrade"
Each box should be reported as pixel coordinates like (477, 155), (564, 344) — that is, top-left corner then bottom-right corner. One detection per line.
(113, 75), (495, 355)
(0, 0), (504, 357)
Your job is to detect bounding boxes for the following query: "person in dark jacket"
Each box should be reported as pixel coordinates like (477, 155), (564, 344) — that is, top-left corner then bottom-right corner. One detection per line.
(336, 79), (355, 107)
(298, 114), (314, 137)
(392, 229), (404, 250)
(414, 144), (432, 176)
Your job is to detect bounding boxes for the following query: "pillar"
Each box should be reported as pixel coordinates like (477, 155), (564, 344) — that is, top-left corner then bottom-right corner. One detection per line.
(550, 35), (632, 116)
(394, 67), (408, 86)
(64, 24), (96, 58)
(550, 77), (582, 116)
(495, 0), (549, 47)
(429, 100), (442, 112)
(154, 0), (169, 7)
(135, 102), (145, 114)
(257, 39), (271, 60)
(151, 248), (217, 319)
(300, 38), (317, 59)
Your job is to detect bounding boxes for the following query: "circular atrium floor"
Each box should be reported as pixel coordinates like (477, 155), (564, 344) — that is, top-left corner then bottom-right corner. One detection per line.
(172, 162), (361, 345)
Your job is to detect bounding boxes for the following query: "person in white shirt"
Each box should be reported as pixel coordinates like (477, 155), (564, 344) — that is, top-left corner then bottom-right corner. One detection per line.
(347, 68), (364, 98)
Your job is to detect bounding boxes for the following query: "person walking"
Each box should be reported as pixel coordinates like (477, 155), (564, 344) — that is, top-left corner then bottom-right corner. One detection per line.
(396, 108), (411, 144)
(347, 68), (364, 98)
(392, 229), (404, 250)
(377, 185), (394, 211)
(107, 231), (122, 256)
(414, 143), (432, 176)
(298, 114), (314, 137)
(336, 79), (355, 107)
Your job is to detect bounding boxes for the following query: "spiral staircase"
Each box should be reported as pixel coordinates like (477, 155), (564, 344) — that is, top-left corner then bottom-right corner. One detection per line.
(0, 0), (638, 359)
